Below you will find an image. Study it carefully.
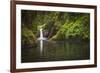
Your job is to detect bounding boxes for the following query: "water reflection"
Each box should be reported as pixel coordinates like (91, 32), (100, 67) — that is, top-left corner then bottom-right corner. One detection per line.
(21, 40), (90, 63)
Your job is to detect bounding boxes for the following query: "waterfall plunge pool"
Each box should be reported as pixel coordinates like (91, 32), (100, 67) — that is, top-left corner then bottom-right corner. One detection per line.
(21, 40), (90, 63)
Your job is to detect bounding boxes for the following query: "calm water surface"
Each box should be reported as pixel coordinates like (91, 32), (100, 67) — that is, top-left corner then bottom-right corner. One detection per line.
(21, 40), (90, 63)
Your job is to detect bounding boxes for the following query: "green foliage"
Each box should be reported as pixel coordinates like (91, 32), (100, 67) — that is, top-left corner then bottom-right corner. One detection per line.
(21, 10), (90, 44)
(50, 13), (90, 40)
(21, 26), (36, 47)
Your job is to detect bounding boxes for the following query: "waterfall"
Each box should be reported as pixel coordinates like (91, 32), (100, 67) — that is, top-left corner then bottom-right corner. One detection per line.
(37, 28), (47, 55)
(39, 28), (43, 52)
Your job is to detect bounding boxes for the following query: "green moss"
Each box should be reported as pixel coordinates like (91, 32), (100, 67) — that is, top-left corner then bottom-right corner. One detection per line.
(21, 26), (37, 47)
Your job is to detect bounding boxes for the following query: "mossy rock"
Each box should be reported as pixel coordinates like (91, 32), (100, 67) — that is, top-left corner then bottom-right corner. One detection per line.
(21, 27), (37, 48)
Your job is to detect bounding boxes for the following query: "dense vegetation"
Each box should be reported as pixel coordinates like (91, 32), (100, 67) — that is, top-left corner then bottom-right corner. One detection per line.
(21, 10), (90, 47)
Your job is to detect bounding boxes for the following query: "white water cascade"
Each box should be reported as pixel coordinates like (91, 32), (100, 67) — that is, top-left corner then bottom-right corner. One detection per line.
(37, 28), (47, 55)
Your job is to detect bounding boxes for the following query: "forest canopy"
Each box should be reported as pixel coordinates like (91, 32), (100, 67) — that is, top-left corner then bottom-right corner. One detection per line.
(21, 10), (90, 47)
